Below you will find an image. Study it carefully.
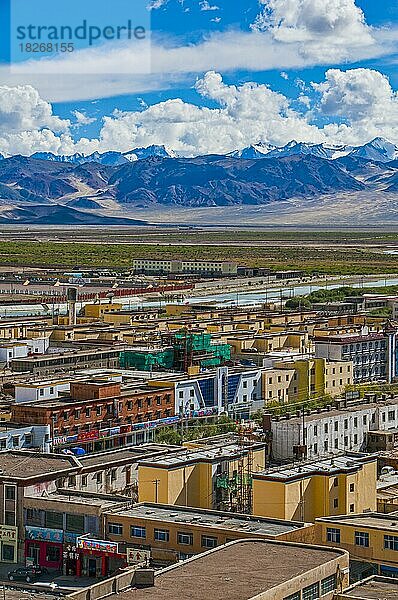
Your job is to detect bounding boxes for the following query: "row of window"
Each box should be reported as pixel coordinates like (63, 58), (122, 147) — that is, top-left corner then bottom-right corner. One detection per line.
(342, 341), (386, 352)
(311, 436), (360, 454)
(0, 434), (32, 449)
(26, 509), (85, 533)
(53, 395), (170, 421)
(284, 574), (337, 600)
(327, 528), (398, 551)
(108, 523), (218, 548)
(310, 414), (369, 436)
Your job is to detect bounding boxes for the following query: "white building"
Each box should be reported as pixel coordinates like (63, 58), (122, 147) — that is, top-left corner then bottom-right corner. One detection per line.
(271, 399), (398, 460)
(14, 380), (72, 404)
(132, 259), (238, 276)
(0, 424), (51, 452)
(0, 337), (49, 364)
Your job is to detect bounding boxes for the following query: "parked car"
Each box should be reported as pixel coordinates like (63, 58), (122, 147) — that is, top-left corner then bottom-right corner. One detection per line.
(8, 566), (47, 583)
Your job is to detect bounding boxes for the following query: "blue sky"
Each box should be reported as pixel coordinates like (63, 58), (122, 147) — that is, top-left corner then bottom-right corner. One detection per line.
(1, 0), (398, 156)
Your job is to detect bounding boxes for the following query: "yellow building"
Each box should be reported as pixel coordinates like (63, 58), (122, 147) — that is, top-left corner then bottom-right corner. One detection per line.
(138, 442), (267, 510)
(105, 503), (315, 563)
(262, 357), (353, 404)
(315, 512), (398, 579)
(83, 302), (124, 319)
(252, 454), (377, 523)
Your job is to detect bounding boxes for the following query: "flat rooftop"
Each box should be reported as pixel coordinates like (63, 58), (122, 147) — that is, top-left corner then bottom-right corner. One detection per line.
(273, 399), (398, 427)
(106, 503), (307, 536)
(79, 445), (177, 468)
(25, 490), (126, 509)
(344, 577), (398, 599)
(317, 513), (398, 530)
(254, 454), (375, 482)
(0, 588), (59, 600)
(112, 540), (345, 600)
(139, 443), (266, 469)
(0, 451), (78, 479)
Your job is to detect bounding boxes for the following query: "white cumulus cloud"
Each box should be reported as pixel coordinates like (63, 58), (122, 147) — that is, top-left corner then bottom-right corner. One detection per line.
(252, 0), (375, 61)
(2, 68), (398, 157)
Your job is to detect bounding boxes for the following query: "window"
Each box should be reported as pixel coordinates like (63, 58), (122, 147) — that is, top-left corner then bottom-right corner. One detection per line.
(45, 511), (63, 529)
(389, 410), (396, 421)
(314, 426), (318, 436)
(334, 439), (338, 449)
(321, 574), (337, 595)
(108, 523), (123, 535)
(68, 475), (76, 487)
(177, 532), (193, 545)
(5, 486), (15, 500)
(154, 529), (169, 542)
(303, 582), (320, 600)
(11, 436), (19, 448)
(4, 511), (15, 526)
(350, 483), (355, 492)
(355, 531), (369, 547)
(326, 528), (340, 543)
(344, 419), (348, 430)
(201, 535), (217, 548)
(334, 422), (338, 432)
(131, 526), (146, 538)
(333, 478), (338, 487)
(66, 513), (84, 533)
(333, 499), (339, 509)
(2, 544), (14, 562)
(324, 424), (328, 434)
(82, 475), (87, 487)
(284, 594), (300, 600)
(46, 545), (60, 563)
(111, 468), (117, 482)
(25, 433), (32, 445)
(384, 535), (398, 551)
(96, 472), (103, 484)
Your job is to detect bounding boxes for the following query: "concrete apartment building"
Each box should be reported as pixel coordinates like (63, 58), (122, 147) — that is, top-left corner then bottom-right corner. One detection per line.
(10, 347), (122, 375)
(314, 330), (388, 383)
(104, 503), (314, 561)
(0, 451), (80, 564)
(63, 445), (179, 499)
(270, 398), (398, 460)
(0, 423), (50, 452)
(11, 379), (175, 451)
(132, 259), (238, 276)
(262, 356), (353, 405)
(137, 442), (267, 511)
(315, 512), (398, 580)
(100, 539), (349, 600)
(252, 454), (377, 523)
(23, 490), (127, 577)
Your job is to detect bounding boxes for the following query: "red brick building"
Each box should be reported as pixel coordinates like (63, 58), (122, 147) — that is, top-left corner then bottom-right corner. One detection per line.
(11, 381), (175, 451)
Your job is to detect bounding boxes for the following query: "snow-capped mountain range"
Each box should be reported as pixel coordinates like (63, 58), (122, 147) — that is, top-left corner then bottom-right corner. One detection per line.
(0, 137), (397, 165)
(228, 138), (398, 163)
(28, 145), (177, 166)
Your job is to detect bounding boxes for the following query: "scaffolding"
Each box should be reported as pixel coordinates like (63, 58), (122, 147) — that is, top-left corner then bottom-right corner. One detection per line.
(214, 426), (255, 514)
(119, 348), (174, 371)
(120, 331), (231, 373)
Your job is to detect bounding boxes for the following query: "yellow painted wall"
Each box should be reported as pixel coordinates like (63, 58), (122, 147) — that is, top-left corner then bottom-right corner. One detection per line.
(253, 460), (377, 522)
